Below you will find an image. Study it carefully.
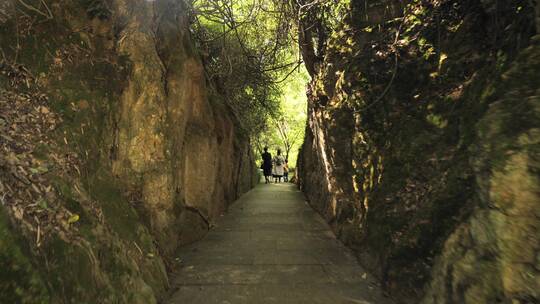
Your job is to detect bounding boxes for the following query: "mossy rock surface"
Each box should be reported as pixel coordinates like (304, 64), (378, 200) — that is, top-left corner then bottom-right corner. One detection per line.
(1, 0), (256, 302)
(0, 211), (50, 304)
(297, 1), (540, 303)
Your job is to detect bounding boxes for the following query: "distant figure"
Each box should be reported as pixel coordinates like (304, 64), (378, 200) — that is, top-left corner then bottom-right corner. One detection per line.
(283, 160), (289, 182)
(261, 147), (272, 184)
(272, 149), (286, 183)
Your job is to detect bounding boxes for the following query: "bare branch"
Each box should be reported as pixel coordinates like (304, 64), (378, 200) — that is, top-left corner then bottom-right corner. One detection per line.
(17, 0), (52, 19)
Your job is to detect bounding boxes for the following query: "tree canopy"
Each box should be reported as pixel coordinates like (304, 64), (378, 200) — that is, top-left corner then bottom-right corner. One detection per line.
(188, 0), (355, 165)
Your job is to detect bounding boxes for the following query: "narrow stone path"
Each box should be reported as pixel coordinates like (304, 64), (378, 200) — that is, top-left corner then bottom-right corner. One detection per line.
(165, 183), (393, 304)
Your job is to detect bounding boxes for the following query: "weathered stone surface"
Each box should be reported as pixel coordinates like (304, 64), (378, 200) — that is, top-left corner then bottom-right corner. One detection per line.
(166, 183), (393, 304)
(110, 0), (256, 254)
(423, 37), (540, 304)
(297, 0), (540, 302)
(0, 0), (256, 302)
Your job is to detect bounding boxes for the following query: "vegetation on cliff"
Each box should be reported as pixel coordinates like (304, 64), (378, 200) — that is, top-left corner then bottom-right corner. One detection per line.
(295, 0), (539, 303)
(189, 0), (311, 165)
(0, 0), (261, 302)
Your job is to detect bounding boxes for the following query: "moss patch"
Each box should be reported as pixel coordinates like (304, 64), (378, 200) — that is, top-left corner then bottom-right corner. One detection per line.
(0, 211), (50, 304)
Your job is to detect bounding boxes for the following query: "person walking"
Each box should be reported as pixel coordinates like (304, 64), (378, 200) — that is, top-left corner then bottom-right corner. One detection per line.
(272, 149), (286, 183)
(283, 160), (289, 182)
(261, 147), (273, 184)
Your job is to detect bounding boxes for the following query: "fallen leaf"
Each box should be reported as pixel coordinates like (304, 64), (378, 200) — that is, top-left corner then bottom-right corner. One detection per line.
(37, 198), (48, 209)
(78, 100), (89, 110)
(39, 106), (50, 114)
(67, 214), (80, 224)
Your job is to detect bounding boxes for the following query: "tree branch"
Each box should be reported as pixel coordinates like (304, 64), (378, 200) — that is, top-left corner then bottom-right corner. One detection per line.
(17, 0), (52, 19)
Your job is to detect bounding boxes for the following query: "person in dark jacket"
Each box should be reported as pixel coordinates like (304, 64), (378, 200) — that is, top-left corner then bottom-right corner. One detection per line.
(261, 147), (272, 184)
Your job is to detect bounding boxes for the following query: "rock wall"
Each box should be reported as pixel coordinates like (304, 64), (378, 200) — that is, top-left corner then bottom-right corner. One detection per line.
(110, 0), (257, 253)
(297, 0), (539, 303)
(0, 0), (257, 302)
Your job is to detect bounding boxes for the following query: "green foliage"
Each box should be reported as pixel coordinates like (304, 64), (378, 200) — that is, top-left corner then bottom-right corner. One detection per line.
(191, 0), (300, 135)
(0, 212), (50, 304)
(315, 0), (352, 31)
(191, 0), (317, 165)
(252, 65), (309, 165)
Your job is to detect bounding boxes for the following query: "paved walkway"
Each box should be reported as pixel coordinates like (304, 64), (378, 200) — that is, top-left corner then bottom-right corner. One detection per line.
(165, 183), (393, 304)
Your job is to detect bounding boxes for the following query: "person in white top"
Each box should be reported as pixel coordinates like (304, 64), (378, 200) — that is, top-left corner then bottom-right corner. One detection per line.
(272, 149), (286, 183)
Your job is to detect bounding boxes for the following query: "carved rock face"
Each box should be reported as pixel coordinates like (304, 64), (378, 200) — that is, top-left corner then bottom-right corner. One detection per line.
(0, 0), (256, 302)
(297, 1), (540, 302)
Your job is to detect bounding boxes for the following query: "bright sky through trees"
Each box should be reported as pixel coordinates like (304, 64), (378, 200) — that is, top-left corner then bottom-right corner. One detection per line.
(260, 65), (309, 167)
(190, 0), (311, 167)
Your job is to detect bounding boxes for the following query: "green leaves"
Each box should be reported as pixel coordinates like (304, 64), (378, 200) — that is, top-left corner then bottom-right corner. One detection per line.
(67, 214), (79, 224)
(190, 1), (290, 135)
(37, 198), (48, 210)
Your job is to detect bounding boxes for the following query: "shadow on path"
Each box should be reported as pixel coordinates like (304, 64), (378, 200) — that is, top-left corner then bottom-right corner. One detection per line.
(165, 183), (393, 304)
